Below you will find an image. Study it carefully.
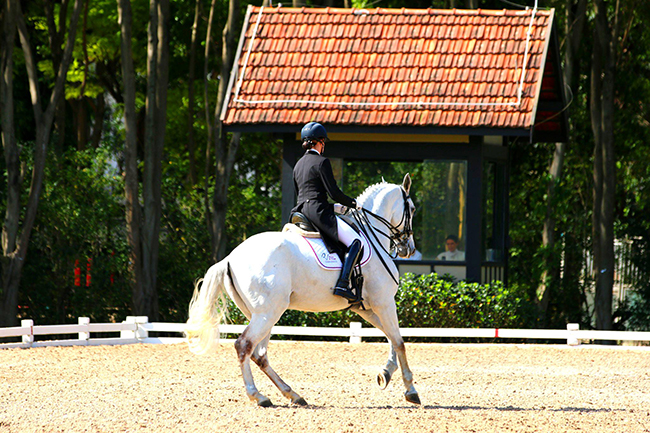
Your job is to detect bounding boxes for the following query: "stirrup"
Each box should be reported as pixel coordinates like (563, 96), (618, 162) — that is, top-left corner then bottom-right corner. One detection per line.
(333, 287), (357, 301)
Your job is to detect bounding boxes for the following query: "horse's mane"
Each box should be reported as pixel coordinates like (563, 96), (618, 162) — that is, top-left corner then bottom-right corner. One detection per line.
(356, 180), (397, 206)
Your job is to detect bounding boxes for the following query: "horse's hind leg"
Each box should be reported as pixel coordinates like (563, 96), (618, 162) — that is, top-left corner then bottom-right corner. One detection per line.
(251, 334), (308, 406)
(354, 309), (398, 390)
(235, 313), (283, 407)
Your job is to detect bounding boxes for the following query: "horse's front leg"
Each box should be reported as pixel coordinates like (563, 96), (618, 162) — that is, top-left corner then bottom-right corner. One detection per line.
(363, 304), (421, 405)
(354, 309), (398, 389)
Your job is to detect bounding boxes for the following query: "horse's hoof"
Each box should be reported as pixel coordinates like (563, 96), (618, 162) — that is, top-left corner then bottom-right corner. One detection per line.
(258, 397), (274, 407)
(292, 397), (309, 406)
(405, 391), (421, 405)
(377, 370), (391, 390)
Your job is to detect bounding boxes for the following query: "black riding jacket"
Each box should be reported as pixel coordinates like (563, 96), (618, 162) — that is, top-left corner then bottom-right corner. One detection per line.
(292, 150), (357, 252)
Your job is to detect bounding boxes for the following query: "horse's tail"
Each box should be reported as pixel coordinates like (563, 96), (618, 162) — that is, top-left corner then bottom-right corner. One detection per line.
(185, 259), (231, 355)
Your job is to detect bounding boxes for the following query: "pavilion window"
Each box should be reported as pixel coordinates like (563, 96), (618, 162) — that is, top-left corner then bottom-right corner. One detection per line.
(338, 159), (467, 262)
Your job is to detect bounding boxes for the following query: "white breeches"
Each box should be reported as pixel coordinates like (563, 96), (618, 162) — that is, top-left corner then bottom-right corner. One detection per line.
(336, 217), (361, 248)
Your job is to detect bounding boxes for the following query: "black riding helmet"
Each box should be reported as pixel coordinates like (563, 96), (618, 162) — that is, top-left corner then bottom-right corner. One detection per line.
(301, 122), (329, 145)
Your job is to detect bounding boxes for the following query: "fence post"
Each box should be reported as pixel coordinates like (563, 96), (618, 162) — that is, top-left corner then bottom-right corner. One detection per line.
(78, 317), (90, 342)
(135, 316), (149, 341)
(121, 316), (137, 340)
(21, 319), (34, 347)
(567, 323), (580, 346)
(349, 322), (362, 344)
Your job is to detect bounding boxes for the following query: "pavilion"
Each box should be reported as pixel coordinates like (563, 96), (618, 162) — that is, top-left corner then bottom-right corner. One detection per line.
(220, 5), (568, 283)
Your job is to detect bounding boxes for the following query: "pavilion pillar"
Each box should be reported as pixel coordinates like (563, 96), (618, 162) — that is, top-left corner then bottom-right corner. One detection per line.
(465, 138), (483, 282)
(281, 134), (298, 225)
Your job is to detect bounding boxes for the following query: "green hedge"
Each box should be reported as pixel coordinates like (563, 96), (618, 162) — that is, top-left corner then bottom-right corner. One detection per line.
(225, 273), (534, 338)
(396, 273), (534, 329)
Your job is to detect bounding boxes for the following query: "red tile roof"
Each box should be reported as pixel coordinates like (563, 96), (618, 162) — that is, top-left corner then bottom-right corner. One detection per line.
(222, 6), (565, 137)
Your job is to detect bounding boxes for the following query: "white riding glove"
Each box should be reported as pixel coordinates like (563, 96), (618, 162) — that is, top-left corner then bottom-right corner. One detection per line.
(334, 204), (348, 214)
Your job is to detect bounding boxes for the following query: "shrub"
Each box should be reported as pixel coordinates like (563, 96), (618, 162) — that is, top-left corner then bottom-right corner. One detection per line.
(396, 273), (534, 329)
(224, 272), (534, 341)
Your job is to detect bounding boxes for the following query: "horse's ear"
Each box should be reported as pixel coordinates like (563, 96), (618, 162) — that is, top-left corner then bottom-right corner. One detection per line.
(402, 173), (411, 194)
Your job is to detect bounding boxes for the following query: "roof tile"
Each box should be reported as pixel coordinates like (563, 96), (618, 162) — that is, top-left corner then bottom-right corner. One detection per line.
(224, 6), (557, 130)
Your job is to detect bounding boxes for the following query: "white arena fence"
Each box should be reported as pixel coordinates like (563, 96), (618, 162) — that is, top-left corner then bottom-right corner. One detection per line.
(2, 317), (650, 349)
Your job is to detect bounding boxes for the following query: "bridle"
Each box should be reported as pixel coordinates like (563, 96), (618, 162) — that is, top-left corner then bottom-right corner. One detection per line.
(352, 188), (414, 285)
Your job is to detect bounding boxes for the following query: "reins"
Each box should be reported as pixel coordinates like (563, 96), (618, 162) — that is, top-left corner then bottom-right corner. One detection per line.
(351, 188), (412, 286)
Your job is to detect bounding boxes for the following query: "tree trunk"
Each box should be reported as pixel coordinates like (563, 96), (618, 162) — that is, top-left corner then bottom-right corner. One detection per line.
(203, 0), (217, 243)
(1, 0), (19, 327)
(117, 0), (145, 319)
(445, 162), (464, 242)
(212, 132), (241, 259)
(44, 0), (68, 152)
(90, 94), (106, 149)
(124, 0), (169, 320)
(536, 0), (587, 317)
(186, 0), (200, 185)
(1, 0), (83, 326)
(537, 142), (565, 315)
(72, 98), (89, 150)
(209, 0), (240, 261)
(590, 0), (620, 331)
(203, 0), (241, 261)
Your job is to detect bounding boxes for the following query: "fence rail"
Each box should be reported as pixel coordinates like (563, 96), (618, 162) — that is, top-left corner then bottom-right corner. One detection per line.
(2, 317), (650, 349)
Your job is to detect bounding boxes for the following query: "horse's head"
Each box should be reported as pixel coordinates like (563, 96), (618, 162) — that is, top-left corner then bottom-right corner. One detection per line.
(391, 174), (416, 259)
(358, 173), (417, 259)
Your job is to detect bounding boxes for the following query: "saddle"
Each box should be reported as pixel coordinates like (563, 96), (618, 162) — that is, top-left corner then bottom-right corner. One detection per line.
(288, 212), (365, 308)
(289, 212), (362, 234)
(290, 212), (317, 232)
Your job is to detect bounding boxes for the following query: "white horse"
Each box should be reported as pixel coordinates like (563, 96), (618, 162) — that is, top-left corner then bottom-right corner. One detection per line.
(185, 174), (420, 407)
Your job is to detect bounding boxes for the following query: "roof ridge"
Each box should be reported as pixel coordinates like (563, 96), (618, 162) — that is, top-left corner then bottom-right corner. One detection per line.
(251, 6), (551, 17)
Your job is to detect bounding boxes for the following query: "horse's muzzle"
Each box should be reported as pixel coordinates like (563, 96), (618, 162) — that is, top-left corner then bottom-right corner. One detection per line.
(396, 239), (416, 258)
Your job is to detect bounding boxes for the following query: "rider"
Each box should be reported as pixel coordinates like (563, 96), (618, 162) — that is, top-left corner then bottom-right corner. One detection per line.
(292, 122), (363, 301)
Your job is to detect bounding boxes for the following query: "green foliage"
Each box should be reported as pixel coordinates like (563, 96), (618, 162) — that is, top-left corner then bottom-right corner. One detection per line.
(20, 147), (131, 324)
(225, 133), (283, 251)
(224, 273), (534, 341)
(396, 273), (534, 330)
(157, 182), (214, 322)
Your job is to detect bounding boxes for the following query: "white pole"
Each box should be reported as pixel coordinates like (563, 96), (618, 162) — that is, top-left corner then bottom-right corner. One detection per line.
(78, 317), (90, 342)
(21, 319), (34, 346)
(567, 323), (580, 346)
(349, 322), (362, 344)
(121, 316), (137, 340)
(135, 316), (149, 341)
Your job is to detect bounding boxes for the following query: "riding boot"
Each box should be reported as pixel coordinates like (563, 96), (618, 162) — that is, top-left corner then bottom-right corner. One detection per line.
(333, 239), (362, 301)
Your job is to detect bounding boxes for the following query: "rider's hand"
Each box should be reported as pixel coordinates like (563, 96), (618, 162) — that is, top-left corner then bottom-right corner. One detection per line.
(334, 204), (348, 214)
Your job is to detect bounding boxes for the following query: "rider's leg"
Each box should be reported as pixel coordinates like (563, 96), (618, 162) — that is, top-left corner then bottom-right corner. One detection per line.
(333, 218), (363, 300)
(336, 216), (360, 248)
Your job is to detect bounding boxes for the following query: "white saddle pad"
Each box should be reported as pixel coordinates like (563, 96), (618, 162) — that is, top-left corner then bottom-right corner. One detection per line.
(283, 223), (372, 271)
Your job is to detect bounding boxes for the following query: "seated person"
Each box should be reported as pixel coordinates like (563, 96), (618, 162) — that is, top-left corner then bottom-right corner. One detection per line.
(436, 234), (465, 261)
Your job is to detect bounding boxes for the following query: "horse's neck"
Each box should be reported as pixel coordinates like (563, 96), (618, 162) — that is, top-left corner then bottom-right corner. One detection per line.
(358, 186), (398, 252)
